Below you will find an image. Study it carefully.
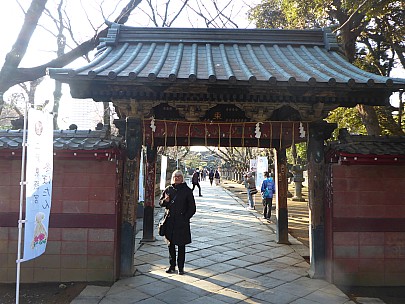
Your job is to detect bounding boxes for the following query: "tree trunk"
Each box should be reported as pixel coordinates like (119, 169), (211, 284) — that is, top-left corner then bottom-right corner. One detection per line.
(356, 104), (381, 135)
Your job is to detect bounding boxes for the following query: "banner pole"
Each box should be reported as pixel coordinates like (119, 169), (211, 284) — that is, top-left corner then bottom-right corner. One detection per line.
(16, 100), (29, 304)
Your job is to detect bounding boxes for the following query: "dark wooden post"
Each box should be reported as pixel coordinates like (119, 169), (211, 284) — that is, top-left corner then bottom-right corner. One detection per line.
(307, 121), (336, 278)
(120, 117), (142, 277)
(275, 148), (289, 244)
(142, 145), (157, 242)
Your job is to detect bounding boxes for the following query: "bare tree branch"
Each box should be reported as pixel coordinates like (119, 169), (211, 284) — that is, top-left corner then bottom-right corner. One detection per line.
(0, 0), (47, 93)
(0, 0), (141, 97)
(167, 0), (189, 27)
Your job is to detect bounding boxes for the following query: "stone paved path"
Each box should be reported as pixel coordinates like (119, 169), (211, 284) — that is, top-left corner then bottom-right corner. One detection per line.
(72, 179), (356, 304)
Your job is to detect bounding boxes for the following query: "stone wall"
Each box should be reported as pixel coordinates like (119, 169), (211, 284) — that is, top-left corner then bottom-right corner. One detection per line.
(0, 158), (121, 283)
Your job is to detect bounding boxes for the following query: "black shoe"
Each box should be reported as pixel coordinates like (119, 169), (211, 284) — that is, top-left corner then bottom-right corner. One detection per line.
(166, 267), (175, 274)
(199, 195), (203, 197)
(178, 269), (185, 275)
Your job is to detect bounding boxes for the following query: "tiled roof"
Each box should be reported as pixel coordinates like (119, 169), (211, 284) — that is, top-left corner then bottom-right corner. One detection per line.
(0, 129), (122, 151)
(328, 129), (405, 156)
(49, 24), (405, 88)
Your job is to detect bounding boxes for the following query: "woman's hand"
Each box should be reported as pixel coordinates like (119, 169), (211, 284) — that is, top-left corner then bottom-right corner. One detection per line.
(164, 192), (170, 202)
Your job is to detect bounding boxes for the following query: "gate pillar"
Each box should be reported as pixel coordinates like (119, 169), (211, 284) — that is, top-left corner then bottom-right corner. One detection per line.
(142, 145), (157, 242)
(120, 117), (142, 277)
(307, 121), (336, 278)
(275, 148), (289, 244)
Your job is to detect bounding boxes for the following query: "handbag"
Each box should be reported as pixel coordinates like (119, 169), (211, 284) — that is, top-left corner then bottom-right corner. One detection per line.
(158, 194), (176, 236)
(249, 187), (258, 195)
(158, 212), (169, 236)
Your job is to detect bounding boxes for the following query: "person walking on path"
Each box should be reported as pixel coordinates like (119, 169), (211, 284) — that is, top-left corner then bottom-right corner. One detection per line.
(191, 168), (203, 197)
(214, 169), (221, 186)
(159, 170), (196, 275)
(261, 171), (276, 219)
(244, 171), (256, 209)
(208, 169), (214, 186)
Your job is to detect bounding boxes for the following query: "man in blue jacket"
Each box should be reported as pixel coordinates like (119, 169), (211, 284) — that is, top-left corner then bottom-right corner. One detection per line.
(261, 171), (275, 220)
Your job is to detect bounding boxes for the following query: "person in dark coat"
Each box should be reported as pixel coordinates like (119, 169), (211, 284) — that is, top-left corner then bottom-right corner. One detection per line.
(214, 169), (221, 186)
(208, 169), (214, 186)
(159, 170), (196, 275)
(191, 168), (202, 196)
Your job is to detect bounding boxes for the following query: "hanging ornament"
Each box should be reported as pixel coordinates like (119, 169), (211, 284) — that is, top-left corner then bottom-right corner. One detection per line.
(150, 117), (156, 133)
(254, 122), (263, 139)
(299, 122), (306, 138)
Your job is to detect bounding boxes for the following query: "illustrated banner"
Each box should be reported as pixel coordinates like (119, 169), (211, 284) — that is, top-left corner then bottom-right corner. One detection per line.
(23, 109), (54, 261)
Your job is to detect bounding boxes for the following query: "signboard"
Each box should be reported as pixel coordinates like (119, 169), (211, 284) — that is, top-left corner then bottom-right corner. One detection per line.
(249, 159), (257, 172)
(138, 149), (144, 202)
(160, 155), (168, 190)
(256, 156), (268, 188)
(23, 109), (53, 261)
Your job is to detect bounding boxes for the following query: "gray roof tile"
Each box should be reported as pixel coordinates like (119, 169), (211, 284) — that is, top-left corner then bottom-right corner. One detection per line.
(49, 25), (404, 88)
(0, 129), (122, 151)
(328, 129), (405, 156)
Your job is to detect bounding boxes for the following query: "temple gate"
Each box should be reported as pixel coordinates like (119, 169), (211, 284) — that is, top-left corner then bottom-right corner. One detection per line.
(48, 24), (404, 279)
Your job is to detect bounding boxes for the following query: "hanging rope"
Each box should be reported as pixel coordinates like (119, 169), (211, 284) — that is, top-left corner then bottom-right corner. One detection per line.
(279, 122), (283, 150)
(218, 124), (221, 148)
(188, 123), (192, 146)
(229, 123), (232, 148)
(205, 123), (208, 147)
(151, 124), (154, 148)
(292, 122), (295, 148)
(269, 121), (272, 149)
(142, 120), (146, 147)
(164, 121), (167, 149)
(175, 122), (178, 147)
(242, 123), (245, 147)
(306, 122), (310, 148)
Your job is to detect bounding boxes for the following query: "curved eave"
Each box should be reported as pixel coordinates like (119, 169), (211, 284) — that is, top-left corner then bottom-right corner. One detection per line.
(51, 75), (396, 107)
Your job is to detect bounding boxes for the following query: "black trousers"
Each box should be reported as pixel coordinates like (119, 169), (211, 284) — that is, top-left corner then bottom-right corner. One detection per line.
(192, 183), (202, 196)
(263, 197), (273, 219)
(168, 243), (186, 270)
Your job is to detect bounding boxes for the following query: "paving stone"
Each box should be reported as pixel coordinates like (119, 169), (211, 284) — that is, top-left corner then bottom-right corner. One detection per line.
(71, 180), (352, 304)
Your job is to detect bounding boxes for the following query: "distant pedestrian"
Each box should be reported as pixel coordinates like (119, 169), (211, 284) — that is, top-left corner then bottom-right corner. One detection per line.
(244, 171), (256, 209)
(214, 169), (220, 186)
(202, 168), (207, 181)
(159, 170), (196, 275)
(261, 171), (276, 219)
(208, 169), (214, 186)
(191, 168), (203, 197)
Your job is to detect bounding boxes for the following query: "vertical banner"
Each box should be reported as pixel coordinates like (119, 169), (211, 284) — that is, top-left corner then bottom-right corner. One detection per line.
(23, 109), (54, 261)
(138, 149), (144, 202)
(256, 156), (268, 188)
(160, 155), (168, 190)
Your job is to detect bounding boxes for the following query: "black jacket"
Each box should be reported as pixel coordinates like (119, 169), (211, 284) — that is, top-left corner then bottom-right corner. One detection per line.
(159, 182), (196, 245)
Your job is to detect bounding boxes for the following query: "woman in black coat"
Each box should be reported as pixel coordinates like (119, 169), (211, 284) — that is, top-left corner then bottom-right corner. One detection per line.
(159, 170), (196, 275)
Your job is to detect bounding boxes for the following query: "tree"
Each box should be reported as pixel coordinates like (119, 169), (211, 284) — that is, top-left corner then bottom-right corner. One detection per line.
(0, 0), (253, 129)
(0, 0), (143, 128)
(248, 0), (405, 135)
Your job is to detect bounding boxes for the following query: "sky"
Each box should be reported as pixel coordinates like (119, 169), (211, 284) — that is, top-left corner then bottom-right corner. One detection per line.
(0, 0), (403, 129)
(0, 0), (259, 129)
